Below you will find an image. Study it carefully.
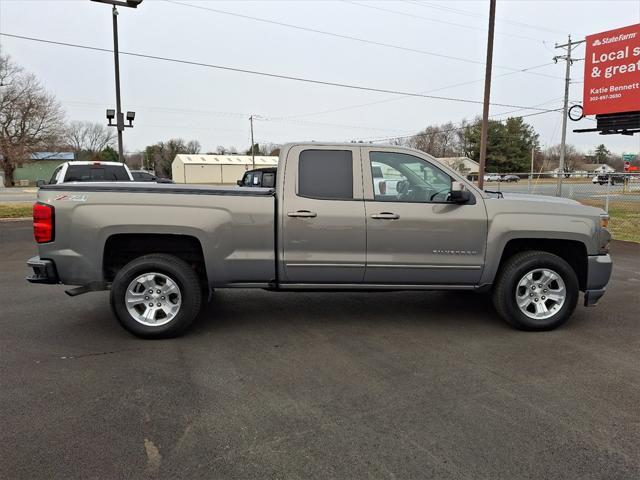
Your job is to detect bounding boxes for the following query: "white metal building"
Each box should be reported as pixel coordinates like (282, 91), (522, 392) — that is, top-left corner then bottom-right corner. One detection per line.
(172, 155), (278, 184)
(437, 157), (480, 175)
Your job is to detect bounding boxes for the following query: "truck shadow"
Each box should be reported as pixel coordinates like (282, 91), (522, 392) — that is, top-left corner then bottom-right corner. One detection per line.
(192, 289), (507, 336)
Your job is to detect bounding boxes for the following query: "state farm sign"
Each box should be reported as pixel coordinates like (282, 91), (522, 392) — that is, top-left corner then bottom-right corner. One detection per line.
(583, 23), (640, 115)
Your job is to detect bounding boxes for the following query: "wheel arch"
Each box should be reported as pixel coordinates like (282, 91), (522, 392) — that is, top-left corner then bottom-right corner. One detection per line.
(488, 238), (588, 291)
(103, 233), (208, 286)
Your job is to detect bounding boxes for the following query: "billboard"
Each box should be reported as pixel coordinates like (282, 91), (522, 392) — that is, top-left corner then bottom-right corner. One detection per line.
(583, 23), (640, 115)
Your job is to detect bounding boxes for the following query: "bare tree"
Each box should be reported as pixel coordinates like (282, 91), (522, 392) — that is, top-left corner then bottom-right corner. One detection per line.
(185, 140), (201, 154)
(64, 121), (115, 161)
(408, 122), (462, 158)
(542, 144), (583, 172)
(0, 55), (65, 186)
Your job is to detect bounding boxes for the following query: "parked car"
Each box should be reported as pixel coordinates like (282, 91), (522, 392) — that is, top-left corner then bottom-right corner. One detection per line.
(27, 143), (612, 338)
(484, 174), (502, 182)
(372, 164), (401, 196)
(592, 173), (623, 185)
(501, 174), (520, 183)
(130, 170), (174, 183)
(237, 167), (277, 188)
(39, 161), (133, 186)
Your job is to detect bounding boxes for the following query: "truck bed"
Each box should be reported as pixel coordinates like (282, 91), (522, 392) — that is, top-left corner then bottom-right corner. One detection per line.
(36, 182), (277, 287)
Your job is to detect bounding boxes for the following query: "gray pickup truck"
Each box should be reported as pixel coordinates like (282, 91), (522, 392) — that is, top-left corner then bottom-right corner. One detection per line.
(27, 143), (612, 338)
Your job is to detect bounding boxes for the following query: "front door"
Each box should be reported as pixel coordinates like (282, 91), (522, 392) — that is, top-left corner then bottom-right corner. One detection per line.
(281, 146), (366, 283)
(362, 148), (487, 285)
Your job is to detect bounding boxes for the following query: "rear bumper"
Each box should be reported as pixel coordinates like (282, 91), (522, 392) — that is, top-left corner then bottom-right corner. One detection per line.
(583, 254), (612, 307)
(26, 256), (60, 284)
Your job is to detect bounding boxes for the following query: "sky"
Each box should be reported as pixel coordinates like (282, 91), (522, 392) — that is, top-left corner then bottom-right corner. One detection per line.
(1, 0), (640, 156)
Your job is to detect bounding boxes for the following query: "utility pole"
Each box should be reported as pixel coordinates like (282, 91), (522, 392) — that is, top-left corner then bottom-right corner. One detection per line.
(477, 0), (496, 191)
(529, 146), (535, 193)
(249, 115), (255, 169)
(553, 35), (585, 196)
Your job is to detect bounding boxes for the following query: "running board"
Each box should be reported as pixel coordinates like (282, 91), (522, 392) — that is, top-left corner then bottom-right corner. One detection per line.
(65, 282), (111, 297)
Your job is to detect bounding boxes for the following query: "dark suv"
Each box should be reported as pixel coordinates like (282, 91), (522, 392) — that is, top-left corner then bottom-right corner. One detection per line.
(237, 167), (277, 188)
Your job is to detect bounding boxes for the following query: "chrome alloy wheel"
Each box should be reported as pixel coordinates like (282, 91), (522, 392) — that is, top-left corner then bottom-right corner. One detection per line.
(515, 268), (566, 320)
(125, 272), (182, 326)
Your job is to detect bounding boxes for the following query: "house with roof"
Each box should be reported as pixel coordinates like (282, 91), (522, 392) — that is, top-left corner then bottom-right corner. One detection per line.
(437, 157), (480, 179)
(13, 152), (75, 186)
(580, 163), (616, 174)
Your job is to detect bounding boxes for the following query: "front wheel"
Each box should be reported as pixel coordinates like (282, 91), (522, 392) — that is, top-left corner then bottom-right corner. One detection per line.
(110, 254), (203, 338)
(492, 250), (579, 331)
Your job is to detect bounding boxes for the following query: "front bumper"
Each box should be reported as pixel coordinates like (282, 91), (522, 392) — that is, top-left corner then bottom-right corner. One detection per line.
(583, 254), (612, 307)
(26, 256), (60, 284)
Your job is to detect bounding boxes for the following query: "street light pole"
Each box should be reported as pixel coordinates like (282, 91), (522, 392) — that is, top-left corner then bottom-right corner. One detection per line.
(91, 0), (141, 163)
(112, 5), (124, 162)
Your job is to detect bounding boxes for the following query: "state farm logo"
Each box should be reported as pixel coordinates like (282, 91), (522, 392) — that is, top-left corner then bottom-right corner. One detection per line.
(592, 32), (637, 47)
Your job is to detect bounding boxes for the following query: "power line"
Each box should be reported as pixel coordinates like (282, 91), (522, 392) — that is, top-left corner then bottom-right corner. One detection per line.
(62, 100), (408, 133)
(281, 62), (557, 120)
(342, 0), (548, 44)
(0, 32), (562, 113)
(361, 105), (562, 144)
(403, 1), (568, 35)
(165, 0), (561, 79)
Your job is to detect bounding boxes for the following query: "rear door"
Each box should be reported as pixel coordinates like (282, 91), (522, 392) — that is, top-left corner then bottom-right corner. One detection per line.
(362, 147), (487, 285)
(281, 145), (366, 283)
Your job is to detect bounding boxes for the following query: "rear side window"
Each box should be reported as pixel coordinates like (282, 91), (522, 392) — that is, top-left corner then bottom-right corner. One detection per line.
(64, 165), (130, 182)
(262, 172), (276, 188)
(298, 150), (353, 200)
(132, 171), (154, 181)
(49, 165), (63, 184)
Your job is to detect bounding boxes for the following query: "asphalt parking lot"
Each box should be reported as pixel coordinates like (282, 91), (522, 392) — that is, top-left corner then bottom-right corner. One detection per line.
(1, 220), (639, 479)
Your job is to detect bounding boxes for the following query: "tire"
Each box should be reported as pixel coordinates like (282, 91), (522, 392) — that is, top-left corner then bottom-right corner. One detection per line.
(110, 254), (203, 338)
(492, 250), (579, 331)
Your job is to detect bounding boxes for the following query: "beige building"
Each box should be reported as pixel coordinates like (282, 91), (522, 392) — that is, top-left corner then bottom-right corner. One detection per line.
(437, 157), (480, 176)
(172, 155), (278, 184)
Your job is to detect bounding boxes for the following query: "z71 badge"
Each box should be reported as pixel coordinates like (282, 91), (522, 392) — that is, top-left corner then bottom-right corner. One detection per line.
(55, 194), (88, 202)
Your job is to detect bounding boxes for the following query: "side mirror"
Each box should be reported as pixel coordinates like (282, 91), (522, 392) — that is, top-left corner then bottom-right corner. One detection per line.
(237, 180), (243, 186)
(450, 182), (471, 204)
(36, 180), (46, 188)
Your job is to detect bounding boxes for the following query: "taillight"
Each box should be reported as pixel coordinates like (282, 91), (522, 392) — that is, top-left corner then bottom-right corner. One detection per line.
(33, 203), (54, 243)
(379, 181), (386, 195)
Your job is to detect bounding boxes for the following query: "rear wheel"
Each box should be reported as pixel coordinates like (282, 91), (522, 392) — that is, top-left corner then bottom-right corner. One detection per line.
(492, 250), (579, 331)
(110, 254), (202, 338)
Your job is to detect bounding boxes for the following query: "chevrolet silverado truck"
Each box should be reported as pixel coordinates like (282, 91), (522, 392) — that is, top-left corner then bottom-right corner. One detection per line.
(27, 143), (612, 338)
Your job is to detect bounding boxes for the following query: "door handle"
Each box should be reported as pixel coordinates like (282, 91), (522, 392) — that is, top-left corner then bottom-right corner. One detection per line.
(371, 212), (400, 220)
(287, 210), (318, 218)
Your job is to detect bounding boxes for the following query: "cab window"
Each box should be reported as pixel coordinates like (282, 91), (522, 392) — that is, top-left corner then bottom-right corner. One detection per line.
(242, 172), (253, 186)
(298, 150), (353, 200)
(49, 165), (63, 184)
(370, 151), (452, 203)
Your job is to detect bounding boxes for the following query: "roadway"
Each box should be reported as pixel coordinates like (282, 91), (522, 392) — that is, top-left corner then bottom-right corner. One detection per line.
(2, 220), (639, 479)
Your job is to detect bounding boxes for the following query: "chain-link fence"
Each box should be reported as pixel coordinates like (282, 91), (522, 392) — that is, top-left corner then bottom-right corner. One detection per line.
(481, 172), (640, 242)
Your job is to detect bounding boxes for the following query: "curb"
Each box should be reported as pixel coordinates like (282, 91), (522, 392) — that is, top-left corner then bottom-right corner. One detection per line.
(0, 217), (31, 222)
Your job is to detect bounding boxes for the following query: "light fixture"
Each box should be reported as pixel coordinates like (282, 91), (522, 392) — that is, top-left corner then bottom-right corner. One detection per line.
(106, 109), (115, 120)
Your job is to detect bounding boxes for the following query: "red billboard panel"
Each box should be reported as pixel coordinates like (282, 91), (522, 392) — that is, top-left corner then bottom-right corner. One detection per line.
(583, 23), (640, 115)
